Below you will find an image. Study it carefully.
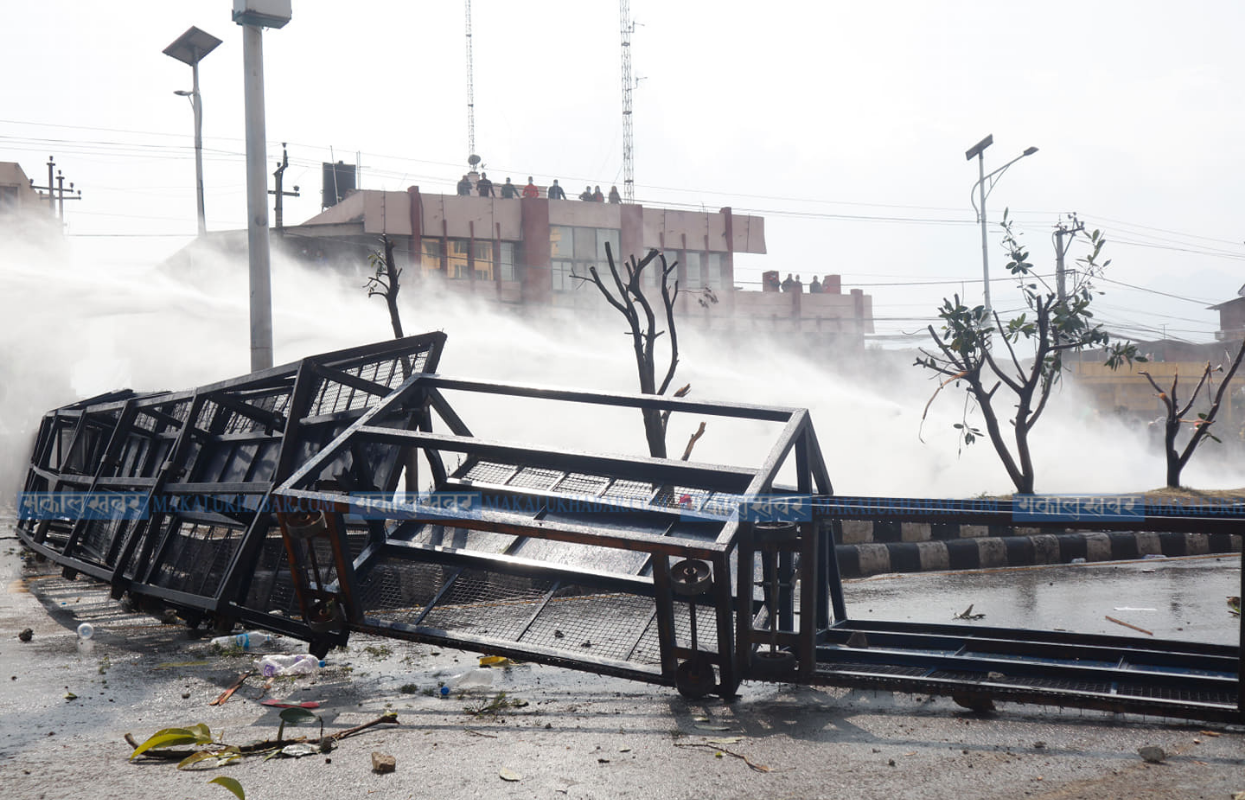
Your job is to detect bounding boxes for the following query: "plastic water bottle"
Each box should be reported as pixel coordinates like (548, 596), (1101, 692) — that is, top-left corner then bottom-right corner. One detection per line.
(449, 668), (496, 692)
(77, 623), (94, 640)
(257, 653), (319, 677)
(210, 631), (275, 651)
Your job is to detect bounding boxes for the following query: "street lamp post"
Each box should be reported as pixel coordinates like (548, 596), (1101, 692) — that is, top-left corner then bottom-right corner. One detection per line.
(233, 0), (292, 373)
(163, 27), (222, 238)
(965, 135), (1038, 318)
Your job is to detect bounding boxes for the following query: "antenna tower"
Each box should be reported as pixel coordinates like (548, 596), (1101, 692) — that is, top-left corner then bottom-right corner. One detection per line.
(620, 0), (635, 202)
(465, 0), (476, 164)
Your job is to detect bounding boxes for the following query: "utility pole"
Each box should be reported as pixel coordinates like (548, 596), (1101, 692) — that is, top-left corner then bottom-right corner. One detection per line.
(1052, 213), (1084, 307)
(29, 155), (82, 223)
(269, 143), (300, 232)
(233, 0), (291, 373)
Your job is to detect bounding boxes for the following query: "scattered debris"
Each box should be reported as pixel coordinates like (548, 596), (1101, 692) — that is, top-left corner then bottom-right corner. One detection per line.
(463, 692), (526, 720)
(1105, 616), (1154, 636)
(954, 604), (986, 621)
(18, 628), (32, 642)
(1033, 741), (1047, 750)
(154, 661), (210, 670)
(1229, 596), (1241, 617)
(63, 689), (78, 701)
(209, 671), (254, 707)
(707, 737), (744, 745)
(371, 752), (396, 774)
(986, 672), (1005, 681)
(479, 656), (513, 668)
(673, 741), (772, 773)
(260, 699), (321, 710)
(845, 631), (870, 648)
(279, 743), (318, 758)
(499, 768), (521, 782)
(1137, 745), (1166, 764)
(694, 723), (733, 731)
(1199, 730), (1221, 738)
(125, 713), (399, 764)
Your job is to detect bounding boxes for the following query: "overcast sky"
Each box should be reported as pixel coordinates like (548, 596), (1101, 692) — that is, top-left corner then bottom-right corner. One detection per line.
(3, 0), (1244, 343)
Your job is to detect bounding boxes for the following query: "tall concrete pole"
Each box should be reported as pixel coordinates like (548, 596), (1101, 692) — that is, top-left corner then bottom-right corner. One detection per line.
(192, 58), (207, 237)
(242, 23), (273, 372)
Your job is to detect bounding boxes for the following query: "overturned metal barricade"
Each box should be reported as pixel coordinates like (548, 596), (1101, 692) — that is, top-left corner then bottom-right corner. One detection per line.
(15, 335), (1243, 724)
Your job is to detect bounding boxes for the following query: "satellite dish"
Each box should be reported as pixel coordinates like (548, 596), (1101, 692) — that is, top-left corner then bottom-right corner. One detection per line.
(467, 154), (481, 167)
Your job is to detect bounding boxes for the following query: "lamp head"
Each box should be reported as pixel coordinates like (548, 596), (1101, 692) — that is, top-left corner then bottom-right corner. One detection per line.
(1023, 146), (1039, 156)
(173, 90), (193, 97)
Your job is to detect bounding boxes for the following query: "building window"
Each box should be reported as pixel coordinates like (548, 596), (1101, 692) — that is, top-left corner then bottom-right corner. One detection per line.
(499, 242), (518, 281)
(684, 251), (703, 291)
(552, 260), (577, 292)
(448, 239), (470, 279)
(706, 252), (725, 287)
(421, 238), (443, 272)
(550, 226), (574, 259)
(473, 241), (493, 280)
(550, 226), (621, 292)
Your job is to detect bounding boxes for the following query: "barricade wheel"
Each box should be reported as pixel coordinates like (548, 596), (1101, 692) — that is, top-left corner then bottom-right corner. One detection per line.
(750, 649), (797, 680)
(670, 559), (712, 597)
(307, 599), (346, 634)
(753, 521), (798, 545)
(286, 511), (327, 540)
(675, 653), (717, 699)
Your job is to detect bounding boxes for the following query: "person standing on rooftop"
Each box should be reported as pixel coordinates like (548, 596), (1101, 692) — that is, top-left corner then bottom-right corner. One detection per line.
(608, 186), (621, 203)
(522, 177), (540, 198)
(476, 173), (494, 197)
(547, 179), (566, 200)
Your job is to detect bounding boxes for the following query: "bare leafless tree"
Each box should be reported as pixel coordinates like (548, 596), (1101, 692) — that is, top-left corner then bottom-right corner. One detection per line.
(366, 234), (404, 339)
(1141, 338), (1245, 487)
(364, 234), (418, 492)
(573, 243), (701, 459)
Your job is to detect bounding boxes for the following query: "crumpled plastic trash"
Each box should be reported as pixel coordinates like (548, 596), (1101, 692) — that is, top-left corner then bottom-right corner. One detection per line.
(257, 654), (319, 677)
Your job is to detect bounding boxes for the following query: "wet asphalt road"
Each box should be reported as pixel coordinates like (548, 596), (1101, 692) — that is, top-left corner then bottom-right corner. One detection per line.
(0, 534), (1241, 800)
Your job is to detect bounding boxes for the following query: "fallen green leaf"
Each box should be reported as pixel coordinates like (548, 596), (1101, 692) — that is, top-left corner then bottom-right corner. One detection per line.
(695, 724), (733, 731)
(208, 776), (245, 800)
(499, 768), (521, 782)
(177, 751), (220, 771)
(706, 736), (744, 745)
(130, 727), (212, 760)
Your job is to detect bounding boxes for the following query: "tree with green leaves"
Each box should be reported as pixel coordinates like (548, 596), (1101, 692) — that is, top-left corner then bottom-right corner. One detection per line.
(1140, 338), (1245, 488)
(915, 212), (1142, 494)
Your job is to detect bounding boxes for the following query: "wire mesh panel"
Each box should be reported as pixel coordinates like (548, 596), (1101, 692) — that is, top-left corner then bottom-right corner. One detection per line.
(416, 568), (553, 641)
(150, 521), (244, 598)
(519, 586), (655, 662)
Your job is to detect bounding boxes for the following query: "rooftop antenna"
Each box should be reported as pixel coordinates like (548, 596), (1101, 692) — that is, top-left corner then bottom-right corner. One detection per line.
(465, 0), (478, 168)
(619, 0), (635, 203)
